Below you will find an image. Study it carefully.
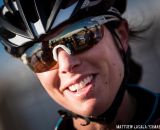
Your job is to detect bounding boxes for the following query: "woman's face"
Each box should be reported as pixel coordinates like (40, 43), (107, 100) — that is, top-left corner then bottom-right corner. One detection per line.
(36, 25), (127, 117)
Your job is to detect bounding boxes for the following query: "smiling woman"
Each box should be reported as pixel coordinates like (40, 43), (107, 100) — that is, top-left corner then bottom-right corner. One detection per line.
(0, 0), (160, 130)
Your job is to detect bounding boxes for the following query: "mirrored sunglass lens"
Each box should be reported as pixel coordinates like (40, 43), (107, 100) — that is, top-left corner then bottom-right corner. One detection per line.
(21, 43), (57, 73)
(49, 21), (103, 54)
(69, 25), (102, 54)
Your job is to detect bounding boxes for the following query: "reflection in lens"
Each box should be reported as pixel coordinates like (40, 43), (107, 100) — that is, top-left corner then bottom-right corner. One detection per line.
(23, 42), (57, 73)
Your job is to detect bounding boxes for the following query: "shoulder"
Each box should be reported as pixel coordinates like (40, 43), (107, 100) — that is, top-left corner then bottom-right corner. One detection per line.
(54, 117), (75, 130)
(127, 84), (160, 124)
(153, 93), (160, 124)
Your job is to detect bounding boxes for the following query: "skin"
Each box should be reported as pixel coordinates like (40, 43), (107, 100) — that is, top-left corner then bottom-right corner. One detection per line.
(36, 20), (136, 129)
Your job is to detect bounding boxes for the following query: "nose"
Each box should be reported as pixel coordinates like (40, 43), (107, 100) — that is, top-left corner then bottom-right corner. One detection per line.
(57, 48), (82, 74)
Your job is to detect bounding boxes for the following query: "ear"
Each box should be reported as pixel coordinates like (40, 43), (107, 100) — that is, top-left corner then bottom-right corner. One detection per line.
(116, 20), (129, 53)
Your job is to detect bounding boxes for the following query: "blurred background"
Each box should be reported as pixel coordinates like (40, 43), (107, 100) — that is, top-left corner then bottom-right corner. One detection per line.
(0, 0), (160, 130)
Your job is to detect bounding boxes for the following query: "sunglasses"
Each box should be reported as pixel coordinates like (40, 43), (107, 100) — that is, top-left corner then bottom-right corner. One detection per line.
(20, 15), (120, 73)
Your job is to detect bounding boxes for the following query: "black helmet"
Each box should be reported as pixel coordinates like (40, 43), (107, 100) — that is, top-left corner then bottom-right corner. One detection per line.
(0, 0), (126, 56)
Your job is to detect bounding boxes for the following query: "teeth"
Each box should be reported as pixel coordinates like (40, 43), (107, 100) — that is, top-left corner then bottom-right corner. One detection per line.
(68, 75), (93, 92)
(69, 84), (77, 92)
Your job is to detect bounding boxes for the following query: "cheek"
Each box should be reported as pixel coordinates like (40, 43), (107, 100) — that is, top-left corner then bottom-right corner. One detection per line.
(102, 30), (124, 80)
(92, 28), (124, 94)
(36, 70), (59, 90)
(36, 71), (65, 105)
(103, 42), (124, 87)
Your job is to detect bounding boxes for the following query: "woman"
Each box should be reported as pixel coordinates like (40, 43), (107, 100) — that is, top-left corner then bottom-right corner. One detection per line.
(0, 0), (160, 129)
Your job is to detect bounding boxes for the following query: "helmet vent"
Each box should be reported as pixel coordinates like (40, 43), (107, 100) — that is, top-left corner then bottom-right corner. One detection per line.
(4, 11), (26, 31)
(61, 0), (78, 9)
(0, 28), (15, 39)
(3, 0), (17, 14)
(17, 0), (39, 23)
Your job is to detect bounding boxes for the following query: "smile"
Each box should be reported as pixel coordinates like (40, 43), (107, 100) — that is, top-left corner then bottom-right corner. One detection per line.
(68, 75), (93, 92)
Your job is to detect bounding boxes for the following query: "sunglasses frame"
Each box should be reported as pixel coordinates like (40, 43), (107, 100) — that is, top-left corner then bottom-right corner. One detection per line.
(19, 14), (121, 73)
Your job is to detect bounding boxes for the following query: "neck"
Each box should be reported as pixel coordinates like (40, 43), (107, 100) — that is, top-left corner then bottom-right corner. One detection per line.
(115, 91), (137, 124)
(73, 91), (137, 130)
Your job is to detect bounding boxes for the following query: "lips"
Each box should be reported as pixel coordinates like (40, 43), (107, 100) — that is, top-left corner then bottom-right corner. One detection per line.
(62, 74), (96, 99)
(68, 75), (93, 92)
(61, 74), (96, 96)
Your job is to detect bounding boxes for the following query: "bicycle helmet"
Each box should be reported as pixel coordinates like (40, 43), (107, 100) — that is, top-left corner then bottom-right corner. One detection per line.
(0, 0), (126, 56)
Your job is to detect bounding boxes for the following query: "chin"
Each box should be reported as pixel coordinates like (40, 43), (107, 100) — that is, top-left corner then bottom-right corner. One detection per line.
(71, 99), (105, 117)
